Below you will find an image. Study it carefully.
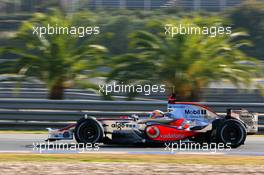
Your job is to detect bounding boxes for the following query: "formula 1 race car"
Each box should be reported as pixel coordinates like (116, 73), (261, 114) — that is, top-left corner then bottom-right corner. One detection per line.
(46, 99), (257, 148)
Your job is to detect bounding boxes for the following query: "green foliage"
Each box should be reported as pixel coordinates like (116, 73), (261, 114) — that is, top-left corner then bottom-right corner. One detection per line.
(2, 10), (107, 99)
(228, 0), (264, 60)
(1, 6), (263, 101)
(108, 17), (261, 101)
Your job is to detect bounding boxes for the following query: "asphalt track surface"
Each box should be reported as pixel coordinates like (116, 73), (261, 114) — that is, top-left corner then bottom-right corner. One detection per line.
(0, 134), (263, 155)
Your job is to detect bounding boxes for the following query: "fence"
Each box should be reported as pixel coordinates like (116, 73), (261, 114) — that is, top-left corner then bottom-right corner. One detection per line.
(0, 99), (263, 129)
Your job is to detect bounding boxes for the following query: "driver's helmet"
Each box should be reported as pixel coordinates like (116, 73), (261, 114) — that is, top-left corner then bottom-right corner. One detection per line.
(149, 110), (164, 119)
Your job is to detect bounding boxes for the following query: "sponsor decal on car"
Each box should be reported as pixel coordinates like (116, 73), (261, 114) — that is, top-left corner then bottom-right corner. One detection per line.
(159, 134), (186, 139)
(146, 126), (160, 139)
(185, 109), (207, 115)
(111, 122), (137, 130)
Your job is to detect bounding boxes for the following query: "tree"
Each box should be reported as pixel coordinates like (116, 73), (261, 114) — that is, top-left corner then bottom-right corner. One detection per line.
(108, 17), (261, 101)
(228, 0), (264, 60)
(2, 10), (107, 99)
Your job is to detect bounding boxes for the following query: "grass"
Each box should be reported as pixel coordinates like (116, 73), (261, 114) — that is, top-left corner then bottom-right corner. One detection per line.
(0, 154), (264, 165)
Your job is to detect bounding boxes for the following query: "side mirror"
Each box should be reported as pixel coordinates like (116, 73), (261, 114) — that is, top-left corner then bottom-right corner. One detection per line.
(131, 114), (139, 121)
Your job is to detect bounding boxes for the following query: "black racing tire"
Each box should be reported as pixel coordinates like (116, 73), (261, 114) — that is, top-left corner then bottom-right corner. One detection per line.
(74, 117), (104, 144)
(217, 119), (246, 148)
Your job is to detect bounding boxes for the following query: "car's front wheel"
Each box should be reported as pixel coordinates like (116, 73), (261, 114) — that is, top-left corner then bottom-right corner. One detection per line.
(217, 119), (246, 148)
(74, 117), (104, 144)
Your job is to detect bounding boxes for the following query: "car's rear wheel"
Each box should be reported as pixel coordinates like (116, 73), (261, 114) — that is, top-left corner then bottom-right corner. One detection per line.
(217, 119), (246, 148)
(74, 117), (104, 144)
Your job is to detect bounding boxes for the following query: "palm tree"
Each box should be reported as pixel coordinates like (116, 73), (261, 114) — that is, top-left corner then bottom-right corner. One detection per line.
(108, 17), (261, 101)
(2, 10), (107, 99)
